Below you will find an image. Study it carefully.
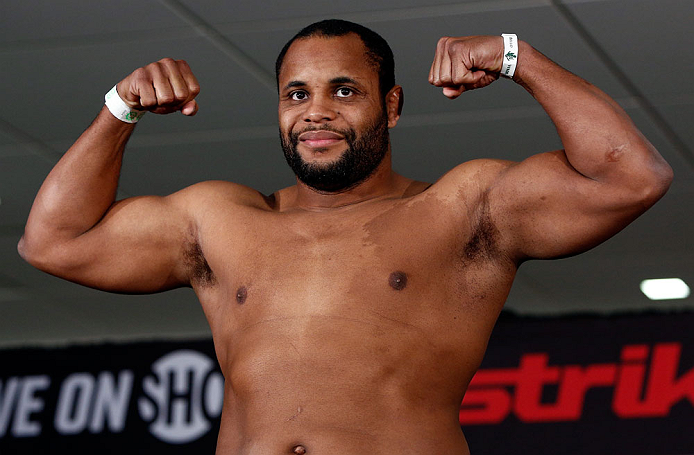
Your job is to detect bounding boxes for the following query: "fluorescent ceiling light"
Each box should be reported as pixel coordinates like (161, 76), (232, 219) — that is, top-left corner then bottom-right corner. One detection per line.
(640, 278), (690, 300)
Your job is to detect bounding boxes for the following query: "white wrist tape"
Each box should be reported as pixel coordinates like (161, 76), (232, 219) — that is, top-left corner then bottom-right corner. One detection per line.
(104, 85), (145, 123)
(501, 33), (518, 78)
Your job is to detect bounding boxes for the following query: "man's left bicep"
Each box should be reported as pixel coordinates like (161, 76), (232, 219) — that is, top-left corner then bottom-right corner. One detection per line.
(489, 150), (646, 261)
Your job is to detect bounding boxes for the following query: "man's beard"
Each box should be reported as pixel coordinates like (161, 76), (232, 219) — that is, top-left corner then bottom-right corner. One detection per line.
(280, 113), (390, 193)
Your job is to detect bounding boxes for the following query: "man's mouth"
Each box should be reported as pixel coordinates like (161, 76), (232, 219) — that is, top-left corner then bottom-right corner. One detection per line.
(298, 130), (344, 149)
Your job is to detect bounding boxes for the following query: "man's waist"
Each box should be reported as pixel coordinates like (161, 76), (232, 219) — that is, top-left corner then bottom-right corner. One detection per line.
(217, 411), (469, 455)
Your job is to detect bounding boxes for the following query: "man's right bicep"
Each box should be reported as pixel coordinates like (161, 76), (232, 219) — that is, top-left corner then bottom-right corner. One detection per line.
(21, 195), (193, 293)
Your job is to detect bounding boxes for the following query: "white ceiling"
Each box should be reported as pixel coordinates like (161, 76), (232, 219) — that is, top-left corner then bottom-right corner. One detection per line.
(0, 0), (692, 347)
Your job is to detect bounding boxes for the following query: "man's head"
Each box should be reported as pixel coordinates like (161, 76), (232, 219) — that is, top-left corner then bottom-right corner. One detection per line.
(276, 19), (396, 100)
(276, 20), (403, 193)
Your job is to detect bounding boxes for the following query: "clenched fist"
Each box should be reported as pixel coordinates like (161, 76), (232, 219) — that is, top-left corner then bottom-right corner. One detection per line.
(428, 36), (506, 99)
(116, 58), (200, 116)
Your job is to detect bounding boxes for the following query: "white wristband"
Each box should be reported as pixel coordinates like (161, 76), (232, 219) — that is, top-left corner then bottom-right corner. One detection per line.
(501, 33), (518, 78)
(104, 85), (145, 123)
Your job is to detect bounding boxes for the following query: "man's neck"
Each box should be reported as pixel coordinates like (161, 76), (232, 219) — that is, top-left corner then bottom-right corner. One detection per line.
(279, 157), (415, 211)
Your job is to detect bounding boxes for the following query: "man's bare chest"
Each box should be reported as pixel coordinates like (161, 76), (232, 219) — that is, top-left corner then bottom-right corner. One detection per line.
(195, 196), (512, 315)
(204, 198), (459, 287)
(192, 196), (515, 375)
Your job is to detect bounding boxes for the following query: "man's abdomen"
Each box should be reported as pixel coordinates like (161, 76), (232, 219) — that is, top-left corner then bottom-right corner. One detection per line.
(214, 310), (477, 454)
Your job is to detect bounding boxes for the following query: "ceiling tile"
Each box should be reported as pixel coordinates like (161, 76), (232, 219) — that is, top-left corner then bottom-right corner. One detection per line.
(0, 0), (186, 42)
(0, 37), (277, 143)
(565, 0), (693, 99)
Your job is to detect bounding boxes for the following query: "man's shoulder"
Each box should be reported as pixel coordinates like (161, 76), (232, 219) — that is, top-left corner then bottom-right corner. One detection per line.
(169, 180), (276, 211)
(432, 158), (515, 193)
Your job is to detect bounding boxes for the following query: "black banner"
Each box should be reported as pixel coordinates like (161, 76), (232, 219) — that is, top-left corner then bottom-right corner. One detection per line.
(0, 340), (222, 454)
(0, 312), (692, 454)
(463, 312), (694, 455)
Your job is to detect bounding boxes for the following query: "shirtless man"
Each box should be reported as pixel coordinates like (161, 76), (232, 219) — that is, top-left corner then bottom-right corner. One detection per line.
(19, 19), (672, 454)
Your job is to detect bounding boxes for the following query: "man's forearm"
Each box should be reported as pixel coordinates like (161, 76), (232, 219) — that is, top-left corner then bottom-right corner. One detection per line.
(512, 41), (671, 184)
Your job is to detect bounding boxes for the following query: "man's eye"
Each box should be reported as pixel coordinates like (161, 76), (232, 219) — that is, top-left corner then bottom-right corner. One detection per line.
(336, 87), (353, 98)
(290, 91), (307, 101)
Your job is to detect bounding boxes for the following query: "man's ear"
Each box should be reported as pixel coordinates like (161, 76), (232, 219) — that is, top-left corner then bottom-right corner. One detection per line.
(385, 85), (404, 128)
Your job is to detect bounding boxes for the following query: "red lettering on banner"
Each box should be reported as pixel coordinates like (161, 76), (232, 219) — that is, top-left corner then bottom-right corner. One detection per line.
(460, 342), (693, 425)
(458, 388), (511, 424)
(459, 369), (517, 425)
(517, 362), (616, 422)
(614, 343), (694, 418)
(513, 354), (560, 422)
(613, 344), (655, 417)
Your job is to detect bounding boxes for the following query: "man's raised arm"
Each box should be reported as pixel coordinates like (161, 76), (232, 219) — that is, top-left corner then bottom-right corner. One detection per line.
(429, 36), (673, 261)
(18, 59), (202, 293)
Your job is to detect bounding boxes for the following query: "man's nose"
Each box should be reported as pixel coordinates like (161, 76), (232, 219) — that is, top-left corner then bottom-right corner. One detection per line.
(303, 96), (337, 123)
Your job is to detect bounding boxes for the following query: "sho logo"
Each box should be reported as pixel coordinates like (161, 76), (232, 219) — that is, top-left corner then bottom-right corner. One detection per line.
(138, 350), (224, 444)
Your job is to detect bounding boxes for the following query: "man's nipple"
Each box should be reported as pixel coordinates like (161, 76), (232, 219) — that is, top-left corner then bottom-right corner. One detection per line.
(236, 286), (247, 304)
(388, 271), (408, 291)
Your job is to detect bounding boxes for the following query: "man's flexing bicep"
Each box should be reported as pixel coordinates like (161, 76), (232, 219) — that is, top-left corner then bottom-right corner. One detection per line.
(488, 148), (669, 262)
(19, 58), (203, 293)
(19, 192), (195, 294)
(428, 35), (672, 263)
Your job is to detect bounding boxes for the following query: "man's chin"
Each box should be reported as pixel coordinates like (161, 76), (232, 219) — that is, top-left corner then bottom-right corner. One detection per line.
(297, 147), (348, 166)
(296, 175), (358, 194)
(291, 158), (354, 192)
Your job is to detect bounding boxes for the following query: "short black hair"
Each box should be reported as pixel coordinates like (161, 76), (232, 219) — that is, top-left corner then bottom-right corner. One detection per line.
(275, 19), (396, 98)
